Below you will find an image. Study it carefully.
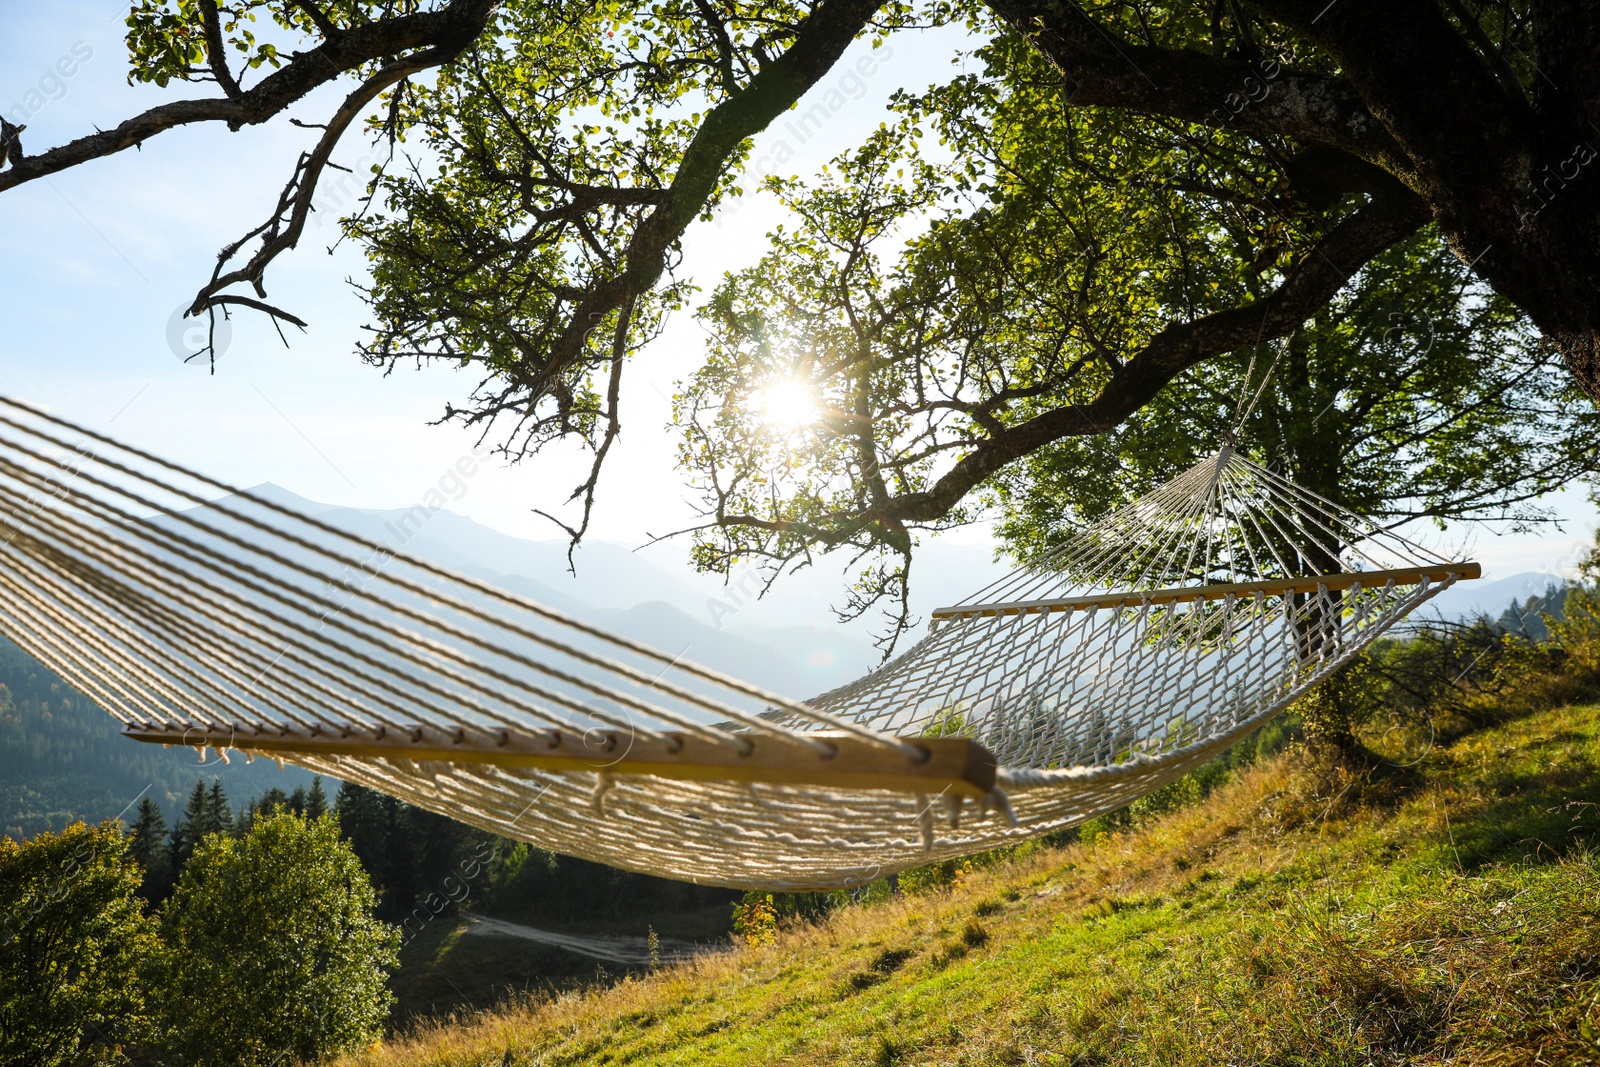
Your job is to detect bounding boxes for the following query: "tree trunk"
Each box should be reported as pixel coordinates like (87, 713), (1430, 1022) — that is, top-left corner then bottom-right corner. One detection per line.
(1298, 662), (1367, 762)
(1281, 332), (1376, 767)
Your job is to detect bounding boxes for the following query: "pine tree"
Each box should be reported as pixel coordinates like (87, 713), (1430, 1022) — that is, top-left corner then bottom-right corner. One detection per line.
(382, 795), (416, 920)
(306, 777), (328, 819)
(126, 798), (172, 903)
(289, 786), (308, 817)
(169, 780), (209, 879)
(257, 787), (289, 818)
(204, 780), (232, 839)
(233, 800), (255, 840)
(411, 806), (472, 896)
(334, 782), (389, 911)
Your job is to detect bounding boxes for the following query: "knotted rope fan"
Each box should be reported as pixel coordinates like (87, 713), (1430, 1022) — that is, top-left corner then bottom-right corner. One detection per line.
(0, 398), (1475, 889)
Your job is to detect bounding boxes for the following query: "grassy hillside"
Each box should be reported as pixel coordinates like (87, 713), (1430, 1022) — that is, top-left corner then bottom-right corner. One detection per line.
(350, 701), (1600, 1067)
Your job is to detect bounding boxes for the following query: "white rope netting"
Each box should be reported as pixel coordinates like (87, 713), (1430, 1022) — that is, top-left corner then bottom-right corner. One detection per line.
(0, 400), (1471, 888)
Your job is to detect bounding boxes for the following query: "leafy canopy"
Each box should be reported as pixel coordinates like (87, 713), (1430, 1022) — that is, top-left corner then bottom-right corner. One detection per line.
(675, 33), (1598, 640)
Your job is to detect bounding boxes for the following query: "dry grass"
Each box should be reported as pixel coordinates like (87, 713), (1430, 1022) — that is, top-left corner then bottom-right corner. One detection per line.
(344, 703), (1600, 1067)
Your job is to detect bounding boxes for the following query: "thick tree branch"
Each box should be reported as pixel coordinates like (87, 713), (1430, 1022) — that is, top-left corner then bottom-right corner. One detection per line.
(490, 0), (887, 404)
(198, 0), (244, 100)
(982, 0), (1600, 407)
(1531, 0), (1600, 136)
(754, 191), (1429, 534)
(1248, 0), (1531, 200)
(0, 0), (499, 193)
(985, 0), (1409, 174)
(1437, 0), (1527, 101)
(1226, 1), (1600, 401)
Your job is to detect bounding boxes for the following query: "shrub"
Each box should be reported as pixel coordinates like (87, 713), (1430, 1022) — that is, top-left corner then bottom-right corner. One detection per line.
(0, 821), (157, 1067)
(732, 891), (778, 946)
(155, 812), (398, 1066)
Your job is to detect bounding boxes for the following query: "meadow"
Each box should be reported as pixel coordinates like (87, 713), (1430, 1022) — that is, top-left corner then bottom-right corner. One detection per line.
(353, 685), (1600, 1065)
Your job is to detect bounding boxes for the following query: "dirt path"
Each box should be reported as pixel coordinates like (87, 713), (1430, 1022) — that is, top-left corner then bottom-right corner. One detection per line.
(458, 911), (723, 966)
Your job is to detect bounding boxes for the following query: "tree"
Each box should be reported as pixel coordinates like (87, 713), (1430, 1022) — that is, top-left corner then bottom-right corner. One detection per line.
(7, 3), (1598, 609)
(334, 779), (483, 922)
(257, 785), (290, 817)
(205, 778), (234, 838)
(681, 123), (1599, 749)
(306, 776), (329, 819)
(678, 104), (1600, 638)
(126, 797), (173, 903)
(982, 225), (1600, 754)
(1497, 583), (1568, 642)
(156, 812), (398, 1067)
(987, 245), (1600, 558)
(0, 822), (158, 1067)
(167, 779), (209, 879)
(334, 781), (387, 875)
(170, 776), (234, 879)
(235, 785), (291, 837)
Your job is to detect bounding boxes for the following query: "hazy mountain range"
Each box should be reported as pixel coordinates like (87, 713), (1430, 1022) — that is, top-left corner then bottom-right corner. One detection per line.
(239, 483), (1017, 697)
(1417, 571), (1567, 623)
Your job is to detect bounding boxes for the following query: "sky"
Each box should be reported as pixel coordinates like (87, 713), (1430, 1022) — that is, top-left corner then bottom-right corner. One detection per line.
(1, 3), (1593, 634)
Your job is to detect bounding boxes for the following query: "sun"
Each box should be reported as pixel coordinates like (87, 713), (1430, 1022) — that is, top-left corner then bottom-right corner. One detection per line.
(752, 379), (820, 429)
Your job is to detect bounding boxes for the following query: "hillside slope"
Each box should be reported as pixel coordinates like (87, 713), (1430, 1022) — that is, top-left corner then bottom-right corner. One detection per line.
(0, 637), (314, 837)
(353, 703), (1600, 1067)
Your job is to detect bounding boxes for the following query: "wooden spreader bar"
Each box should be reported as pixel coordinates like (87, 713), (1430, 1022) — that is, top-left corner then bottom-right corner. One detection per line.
(932, 562), (1481, 621)
(123, 722), (999, 797)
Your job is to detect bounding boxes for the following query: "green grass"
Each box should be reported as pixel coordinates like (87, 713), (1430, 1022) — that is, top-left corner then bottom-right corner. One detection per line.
(350, 704), (1600, 1067)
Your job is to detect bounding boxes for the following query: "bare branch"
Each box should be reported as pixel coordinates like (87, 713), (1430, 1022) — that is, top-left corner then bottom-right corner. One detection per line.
(533, 294), (637, 570)
(187, 52), (442, 317)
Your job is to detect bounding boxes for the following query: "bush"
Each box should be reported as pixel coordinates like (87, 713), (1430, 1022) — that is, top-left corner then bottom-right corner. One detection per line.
(0, 821), (157, 1067)
(732, 892), (778, 946)
(156, 813), (399, 1066)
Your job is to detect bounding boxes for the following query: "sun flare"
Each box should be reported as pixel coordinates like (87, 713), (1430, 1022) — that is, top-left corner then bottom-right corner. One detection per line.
(752, 380), (820, 429)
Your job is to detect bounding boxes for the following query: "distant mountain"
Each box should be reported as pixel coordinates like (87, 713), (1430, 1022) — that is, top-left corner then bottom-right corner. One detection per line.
(585, 601), (881, 698)
(223, 484), (1012, 654)
(216, 483), (941, 694)
(1416, 571), (1567, 623)
(674, 537), (1015, 640)
(332, 506), (714, 614)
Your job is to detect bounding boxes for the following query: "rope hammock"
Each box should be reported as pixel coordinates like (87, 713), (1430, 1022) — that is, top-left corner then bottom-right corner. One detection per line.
(0, 398), (1476, 889)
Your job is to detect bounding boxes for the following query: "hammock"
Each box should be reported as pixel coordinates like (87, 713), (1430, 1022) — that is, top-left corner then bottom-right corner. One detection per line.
(0, 398), (1476, 889)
